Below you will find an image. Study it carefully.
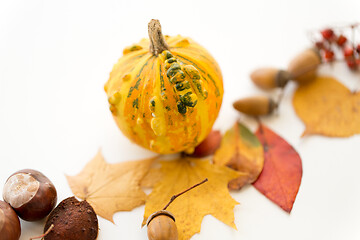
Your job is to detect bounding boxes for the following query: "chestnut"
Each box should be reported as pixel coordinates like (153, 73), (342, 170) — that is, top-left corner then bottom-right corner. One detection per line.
(3, 169), (57, 221)
(43, 196), (98, 240)
(0, 200), (21, 240)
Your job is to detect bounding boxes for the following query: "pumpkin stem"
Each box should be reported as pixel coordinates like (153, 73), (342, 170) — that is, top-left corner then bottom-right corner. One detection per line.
(148, 19), (169, 55)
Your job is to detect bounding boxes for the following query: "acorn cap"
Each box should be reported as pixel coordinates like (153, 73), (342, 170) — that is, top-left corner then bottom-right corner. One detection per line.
(275, 70), (291, 88)
(146, 210), (176, 226)
(250, 68), (290, 90)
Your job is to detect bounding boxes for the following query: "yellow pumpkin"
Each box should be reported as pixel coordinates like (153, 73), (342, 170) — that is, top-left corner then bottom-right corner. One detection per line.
(104, 20), (223, 154)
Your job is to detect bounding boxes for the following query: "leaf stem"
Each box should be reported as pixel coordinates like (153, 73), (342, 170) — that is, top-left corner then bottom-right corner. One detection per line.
(163, 178), (208, 210)
(29, 224), (54, 240)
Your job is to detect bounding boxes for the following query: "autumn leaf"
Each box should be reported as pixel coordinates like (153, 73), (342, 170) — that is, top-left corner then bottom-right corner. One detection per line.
(188, 130), (222, 158)
(142, 157), (241, 240)
(253, 124), (302, 213)
(140, 167), (162, 188)
(66, 150), (155, 222)
(293, 76), (360, 137)
(213, 121), (264, 190)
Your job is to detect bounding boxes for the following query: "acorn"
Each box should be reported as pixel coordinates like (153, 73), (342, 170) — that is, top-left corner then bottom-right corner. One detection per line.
(43, 196), (98, 240)
(147, 210), (178, 240)
(0, 200), (21, 240)
(233, 96), (277, 116)
(287, 48), (321, 84)
(250, 68), (291, 90)
(146, 178), (208, 240)
(3, 169), (57, 221)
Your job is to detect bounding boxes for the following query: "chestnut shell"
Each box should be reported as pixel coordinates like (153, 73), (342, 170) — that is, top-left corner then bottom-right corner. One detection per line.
(44, 196), (98, 240)
(4, 169), (57, 221)
(0, 200), (21, 240)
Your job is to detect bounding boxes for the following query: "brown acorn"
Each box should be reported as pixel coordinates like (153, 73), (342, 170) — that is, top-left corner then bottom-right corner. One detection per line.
(43, 197), (98, 240)
(147, 210), (178, 240)
(0, 200), (21, 240)
(3, 169), (57, 221)
(233, 96), (277, 116)
(250, 68), (291, 90)
(146, 178), (208, 240)
(287, 48), (321, 84)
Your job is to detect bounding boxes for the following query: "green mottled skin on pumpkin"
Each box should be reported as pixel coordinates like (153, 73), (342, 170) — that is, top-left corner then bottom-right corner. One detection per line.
(105, 25), (223, 154)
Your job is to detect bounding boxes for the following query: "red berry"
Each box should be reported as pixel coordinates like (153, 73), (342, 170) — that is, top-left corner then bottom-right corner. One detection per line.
(315, 41), (324, 49)
(324, 49), (335, 61)
(357, 44), (360, 54)
(321, 28), (334, 40)
(343, 47), (354, 58)
(347, 59), (357, 70)
(336, 35), (347, 46)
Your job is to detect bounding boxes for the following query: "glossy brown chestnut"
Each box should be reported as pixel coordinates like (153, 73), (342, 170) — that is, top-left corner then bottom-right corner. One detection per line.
(0, 200), (21, 240)
(3, 169), (57, 221)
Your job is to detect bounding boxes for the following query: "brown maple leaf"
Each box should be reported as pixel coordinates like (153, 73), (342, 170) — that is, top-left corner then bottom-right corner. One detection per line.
(293, 76), (360, 137)
(142, 157), (242, 240)
(66, 150), (155, 222)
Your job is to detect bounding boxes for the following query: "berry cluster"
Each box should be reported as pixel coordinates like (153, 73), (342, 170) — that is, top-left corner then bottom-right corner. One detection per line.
(313, 24), (360, 70)
(234, 23), (360, 119)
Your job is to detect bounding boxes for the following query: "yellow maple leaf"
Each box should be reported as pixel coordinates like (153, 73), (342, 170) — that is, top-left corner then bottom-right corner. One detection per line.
(140, 167), (162, 188)
(142, 157), (241, 240)
(293, 76), (360, 137)
(66, 150), (155, 222)
(214, 121), (264, 190)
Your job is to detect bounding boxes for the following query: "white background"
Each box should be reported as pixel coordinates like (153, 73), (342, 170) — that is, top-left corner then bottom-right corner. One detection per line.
(1, 0), (360, 239)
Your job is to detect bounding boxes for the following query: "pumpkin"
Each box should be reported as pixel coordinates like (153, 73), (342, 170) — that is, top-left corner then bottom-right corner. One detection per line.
(104, 20), (223, 154)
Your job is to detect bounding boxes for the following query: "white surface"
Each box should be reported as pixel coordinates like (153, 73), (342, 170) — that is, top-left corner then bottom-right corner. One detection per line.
(1, 0), (360, 239)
